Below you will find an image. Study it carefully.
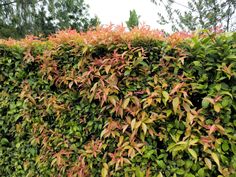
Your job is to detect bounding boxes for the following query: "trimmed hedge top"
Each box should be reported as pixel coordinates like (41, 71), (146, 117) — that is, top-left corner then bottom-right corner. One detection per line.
(0, 27), (236, 177)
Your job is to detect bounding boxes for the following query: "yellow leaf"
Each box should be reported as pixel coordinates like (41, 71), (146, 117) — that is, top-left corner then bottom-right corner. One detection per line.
(211, 152), (220, 168)
(214, 103), (221, 113)
(154, 75), (158, 84)
(128, 148), (135, 158)
(27, 94), (36, 105)
(123, 158), (131, 164)
(216, 124), (225, 133)
(134, 121), (142, 129)
(189, 139), (199, 146)
(50, 158), (57, 167)
(147, 98), (153, 105)
(122, 98), (130, 109)
(101, 166), (108, 177)
(100, 129), (108, 138)
(82, 46), (88, 54)
(90, 82), (98, 92)
(103, 163), (108, 170)
(35, 155), (40, 164)
(203, 97), (215, 105)
(105, 65), (111, 74)
(118, 136), (124, 147)
(204, 158), (212, 169)
(157, 172), (163, 177)
(115, 160), (120, 171)
(187, 112), (194, 125)
(108, 96), (117, 106)
(172, 97), (180, 114)
(122, 124), (129, 133)
(183, 101), (190, 112)
(131, 96), (140, 107)
(131, 119), (136, 131)
(141, 123), (147, 135)
(78, 59), (84, 68)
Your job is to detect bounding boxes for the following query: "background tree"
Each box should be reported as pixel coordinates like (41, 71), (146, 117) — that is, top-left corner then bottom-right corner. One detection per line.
(152, 0), (236, 32)
(0, 0), (100, 38)
(126, 9), (140, 30)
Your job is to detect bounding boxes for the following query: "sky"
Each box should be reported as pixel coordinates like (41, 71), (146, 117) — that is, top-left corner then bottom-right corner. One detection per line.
(87, 0), (188, 32)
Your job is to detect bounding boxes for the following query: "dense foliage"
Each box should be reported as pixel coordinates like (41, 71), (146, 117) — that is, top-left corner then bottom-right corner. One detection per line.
(152, 0), (236, 32)
(0, 27), (236, 176)
(0, 0), (99, 38)
(126, 10), (140, 31)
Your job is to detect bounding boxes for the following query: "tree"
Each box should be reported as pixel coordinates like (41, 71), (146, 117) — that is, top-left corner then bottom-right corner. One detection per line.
(0, 0), (99, 38)
(126, 9), (140, 30)
(151, 0), (236, 32)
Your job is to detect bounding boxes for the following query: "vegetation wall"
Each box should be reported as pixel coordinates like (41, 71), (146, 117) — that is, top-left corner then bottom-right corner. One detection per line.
(0, 27), (236, 177)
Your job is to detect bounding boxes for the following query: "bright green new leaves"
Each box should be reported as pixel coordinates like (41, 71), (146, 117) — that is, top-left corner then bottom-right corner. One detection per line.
(162, 91), (169, 105)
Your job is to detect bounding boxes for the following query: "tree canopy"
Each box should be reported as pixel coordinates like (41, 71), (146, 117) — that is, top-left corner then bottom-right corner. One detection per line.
(152, 0), (236, 32)
(126, 10), (140, 30)
(0, 0), (99, 38)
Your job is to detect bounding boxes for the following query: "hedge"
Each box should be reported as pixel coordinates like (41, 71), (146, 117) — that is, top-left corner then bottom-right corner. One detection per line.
(0, 27), (236, 177)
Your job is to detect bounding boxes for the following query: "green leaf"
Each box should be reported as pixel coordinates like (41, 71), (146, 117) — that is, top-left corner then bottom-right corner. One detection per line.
(1, 138), (9, 145)
(156, 160), (166, 169)
(193, 61), (202, 67)
(185, 173), (195, 177)
(220, 91), (233, 99)
(222, 97), (231, 107)
(222, 142), (229, 152)
(135, 167), (144, 177)
(225, 54), (236, 61)
(162, 91), (169, 105)
(185, 160), (193, 169)
(16, 142), (21, 148)
(197, 168), (205, 177)
(124, 69), (131, 76)
(202, 99), (210, 108)
(231, 143), (236, 155)
(175, 169), (185, 175)
(188, 148), (198, 161)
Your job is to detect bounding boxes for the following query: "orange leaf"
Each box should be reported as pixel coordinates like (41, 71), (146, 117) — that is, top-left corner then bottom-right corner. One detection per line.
(170, 83), (184, 95)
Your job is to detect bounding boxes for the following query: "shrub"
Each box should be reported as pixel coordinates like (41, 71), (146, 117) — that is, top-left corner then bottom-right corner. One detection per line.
(0, 27), (236, 177)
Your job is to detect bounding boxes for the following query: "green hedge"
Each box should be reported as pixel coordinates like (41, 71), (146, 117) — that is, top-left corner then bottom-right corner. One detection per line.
(0, 28), (236, 177)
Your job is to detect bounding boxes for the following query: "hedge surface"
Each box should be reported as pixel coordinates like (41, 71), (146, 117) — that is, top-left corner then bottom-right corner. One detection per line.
(0, 27), (236, 177)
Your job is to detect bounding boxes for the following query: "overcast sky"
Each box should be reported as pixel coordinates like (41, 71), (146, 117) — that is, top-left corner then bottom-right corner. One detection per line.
(87, 0), (188, 32)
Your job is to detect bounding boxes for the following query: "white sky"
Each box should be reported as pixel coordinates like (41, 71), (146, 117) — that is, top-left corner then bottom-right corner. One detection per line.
(87, 0), (188, 32)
